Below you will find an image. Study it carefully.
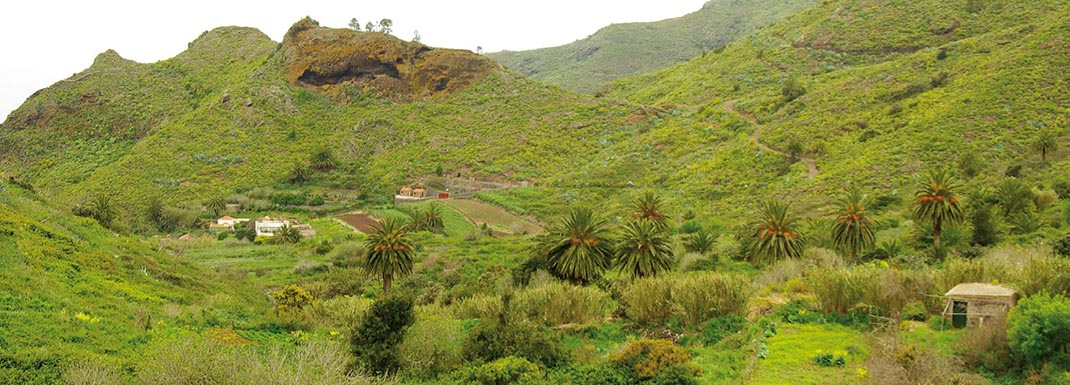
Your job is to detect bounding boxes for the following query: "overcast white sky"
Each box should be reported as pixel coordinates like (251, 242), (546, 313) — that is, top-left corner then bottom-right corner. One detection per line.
(0, 0), (708, 120)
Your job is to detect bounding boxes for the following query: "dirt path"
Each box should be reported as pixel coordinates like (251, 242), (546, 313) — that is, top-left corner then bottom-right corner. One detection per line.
(723, 100), (819, 178)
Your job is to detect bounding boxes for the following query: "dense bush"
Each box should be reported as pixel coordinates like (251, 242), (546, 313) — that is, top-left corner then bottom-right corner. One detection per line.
(1053, 234), (1070, 257)
(398, 306), (464, 378)
(513, 282), (613, 327)
(956, 315), (1010, 374)
(609, 339), (700, 382)
(462, 320), (566, 368)
(1007, 293), (1070, 367)
(621, 273), (751, 328)
(466, 355), (544, 385)
(349, 295), (415, 375)
(807, 266), (936, 318)
(271, 284), (313, 317)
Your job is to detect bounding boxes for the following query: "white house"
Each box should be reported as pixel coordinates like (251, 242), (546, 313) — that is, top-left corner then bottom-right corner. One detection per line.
(216, 216), (250, 228)
(255, 217), (290, 237)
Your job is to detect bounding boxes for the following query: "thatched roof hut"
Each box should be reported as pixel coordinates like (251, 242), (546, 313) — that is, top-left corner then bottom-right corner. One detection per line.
(942, 283), (1018, 328)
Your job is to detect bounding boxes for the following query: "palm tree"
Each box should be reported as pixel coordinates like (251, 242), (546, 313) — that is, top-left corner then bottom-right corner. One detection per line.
(311, 148), (337, 172)
(614, 220), (675, 280)
(423, 202), (445, 235)
(289, 162), (312, 186)
(830, 190), (876, 262)
(363, 218), (416, 296)
(205, 196), (226, 217)
(274, 224), (303, 244)
(1032, 129), (1058, 164)
(631, 192), (669, 229)
(913, 169), (965, 254)
(543, 208), (613, 284)
(748, 200), (805, 265)
(684, 230), (716, 255)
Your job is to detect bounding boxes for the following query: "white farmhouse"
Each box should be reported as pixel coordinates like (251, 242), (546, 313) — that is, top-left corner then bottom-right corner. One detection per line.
(255, 217), (290, 237)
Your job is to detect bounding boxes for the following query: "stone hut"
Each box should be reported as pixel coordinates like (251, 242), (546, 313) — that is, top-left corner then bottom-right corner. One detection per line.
(412, 188), (427, 198)
(942, 283), (1018, 328)
(399, 187), (413, 197)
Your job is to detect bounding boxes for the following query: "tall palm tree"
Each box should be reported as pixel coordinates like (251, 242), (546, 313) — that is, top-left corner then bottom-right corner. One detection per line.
(913, 169), (965, 254)
(748, 200), (805, 265)
(631, 192), (669, 229)
(614, 220), (675, 280)
(363, 218), (416, 296)
(544, 208), (613, 284)
(830, 190), (876, 262)
(1032, 129), (1058, 164)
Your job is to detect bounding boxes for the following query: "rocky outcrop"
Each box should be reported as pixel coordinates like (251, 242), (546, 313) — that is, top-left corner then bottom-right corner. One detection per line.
(281, 17), (499, 101)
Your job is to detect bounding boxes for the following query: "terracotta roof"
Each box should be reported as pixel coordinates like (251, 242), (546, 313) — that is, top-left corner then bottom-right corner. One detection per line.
(219, 216), (236, 220)
(945, 283), (1017, 297)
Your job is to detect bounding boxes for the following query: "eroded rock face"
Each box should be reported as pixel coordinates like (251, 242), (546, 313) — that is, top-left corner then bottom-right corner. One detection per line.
(281, 17), (499, 100)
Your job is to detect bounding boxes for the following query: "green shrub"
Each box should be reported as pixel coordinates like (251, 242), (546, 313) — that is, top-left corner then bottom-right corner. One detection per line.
(1008, 293), (1070, 367)
(969, 205), (999, 246)
(513, 282), (613, 327)
(609, 339), (700, 381)
(812, 351), (847, 367)
(956, 315), (1010, 374)
(399, 306), (464, 378)
(679, 220), (703, 234)
(702, 315), (746, 345)
(621, 273), (751, 328)
(1017, 257), (1070, 296)
(1053, 234), (1070, 257)
(901, 301), (928, 321)
(271, 284), (313, 317)
(462, 320), (566, 368)
(349, 295), (415, 375)
(137, 335), (237, 385)
(467, 356), (544, 385)
(63, 360), (122, 385)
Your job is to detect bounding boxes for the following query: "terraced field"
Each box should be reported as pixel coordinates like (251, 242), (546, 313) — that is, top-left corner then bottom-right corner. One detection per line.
(443, 199), (543, 236)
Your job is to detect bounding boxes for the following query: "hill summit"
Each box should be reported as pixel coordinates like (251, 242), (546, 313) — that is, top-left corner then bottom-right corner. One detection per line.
(282, 17), (500, 101)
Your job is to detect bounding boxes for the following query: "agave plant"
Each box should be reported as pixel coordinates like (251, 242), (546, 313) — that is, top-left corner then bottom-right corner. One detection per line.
(748, 200), (805, 265)
(614, 220), (675, 280)
(831, 190), (876, 262)
(543, 208), (613, 285)
(913, 169), (964, 254)
(363, 217), (416, 295)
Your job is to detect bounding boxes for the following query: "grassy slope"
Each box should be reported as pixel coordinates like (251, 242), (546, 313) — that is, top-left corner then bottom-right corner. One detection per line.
(488, 0), (814, 93)
(0, 184), (269, 380)
(578, 0), (1070, 217)
(0, 25), (637, 218)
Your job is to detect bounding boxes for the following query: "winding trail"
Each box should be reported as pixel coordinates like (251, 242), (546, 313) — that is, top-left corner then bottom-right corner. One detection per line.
(723, 100), (819, 178)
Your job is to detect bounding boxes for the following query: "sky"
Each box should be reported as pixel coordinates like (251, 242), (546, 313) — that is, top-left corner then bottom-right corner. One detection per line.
(0, 0), (709, 120)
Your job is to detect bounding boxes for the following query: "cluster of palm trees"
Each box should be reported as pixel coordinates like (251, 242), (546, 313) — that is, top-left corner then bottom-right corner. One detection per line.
(538, 192), (676, 284)
(747, 168), (964, 264)
(360, 170), (968, 295)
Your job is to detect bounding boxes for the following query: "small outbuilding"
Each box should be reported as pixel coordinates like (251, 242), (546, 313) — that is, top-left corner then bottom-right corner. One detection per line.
(942, 283), (1018, 328)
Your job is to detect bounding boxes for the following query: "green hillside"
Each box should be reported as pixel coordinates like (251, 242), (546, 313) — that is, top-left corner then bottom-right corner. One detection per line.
(586, 0), (1070, 212)
(0, 182), (269, 382)
(487, 0), (814, 93)
(0, 20), (635, 221)
(2, 2), (1070, 384)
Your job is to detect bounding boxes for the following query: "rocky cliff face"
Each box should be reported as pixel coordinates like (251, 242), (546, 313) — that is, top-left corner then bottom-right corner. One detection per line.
(281, 17), (500, 101)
